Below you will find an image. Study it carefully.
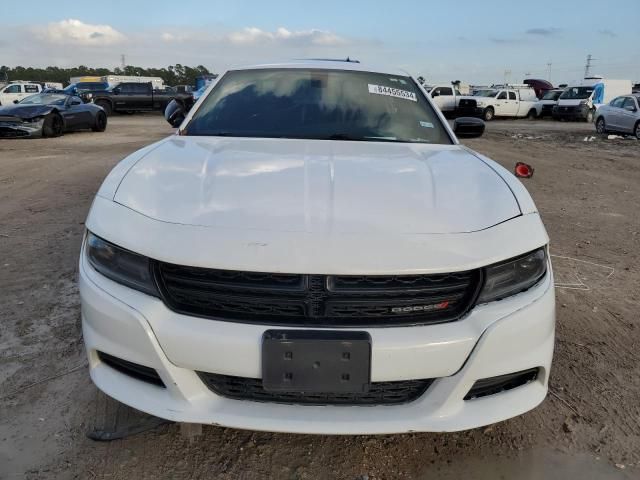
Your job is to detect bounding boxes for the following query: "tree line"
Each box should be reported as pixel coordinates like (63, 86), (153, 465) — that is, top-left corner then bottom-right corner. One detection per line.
(0, 64), (213, 87)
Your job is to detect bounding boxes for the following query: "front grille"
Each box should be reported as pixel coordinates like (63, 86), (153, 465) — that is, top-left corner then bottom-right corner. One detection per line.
(0, 127), (28, 137)
(153, 262), (482, 327)
(198, 372), (433, 405)
(458, 99), (477, 108)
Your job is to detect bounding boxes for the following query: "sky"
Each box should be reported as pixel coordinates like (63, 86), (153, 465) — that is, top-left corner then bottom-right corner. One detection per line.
(2, 0), (639, 84)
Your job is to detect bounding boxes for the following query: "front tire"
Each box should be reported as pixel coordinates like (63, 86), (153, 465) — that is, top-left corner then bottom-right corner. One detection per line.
(595, 117), (606, 134)
(92, 111), (107, 132)
(634, 121), (640, 140)
(42, 112), (63, 138)
(483, 107), (494, 121)
(527, 109), (538, 120)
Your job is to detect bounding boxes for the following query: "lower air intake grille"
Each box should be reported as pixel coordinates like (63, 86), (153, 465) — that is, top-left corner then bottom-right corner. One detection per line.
(98, 351), (165, 388)
(464, 368), (539, 400)
(154, 262), (482, 327)
(197, 372), (433, 405)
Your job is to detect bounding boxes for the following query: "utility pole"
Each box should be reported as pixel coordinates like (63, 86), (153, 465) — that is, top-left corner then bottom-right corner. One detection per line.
(546, 62), (552, 82)
(584, 54), (594, 78)
(120, 54), (126, 70)
(503, 69), (512, 85)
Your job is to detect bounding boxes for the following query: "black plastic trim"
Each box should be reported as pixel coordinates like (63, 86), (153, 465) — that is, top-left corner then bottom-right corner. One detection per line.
(97, 351), (165, 388)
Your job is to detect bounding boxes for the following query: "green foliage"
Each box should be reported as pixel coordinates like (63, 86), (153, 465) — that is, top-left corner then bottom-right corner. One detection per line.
(0, 64), (212, 87)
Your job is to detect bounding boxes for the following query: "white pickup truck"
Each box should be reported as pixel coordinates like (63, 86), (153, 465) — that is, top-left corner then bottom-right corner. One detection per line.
(0, 82), (43, 106)
(457, 86), (540, 121)
(428, 84), (460, 113)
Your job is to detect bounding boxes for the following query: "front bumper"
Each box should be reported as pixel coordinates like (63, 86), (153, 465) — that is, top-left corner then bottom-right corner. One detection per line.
(80, 247), (555, 434)
(0, 119), (44, 138)
(456, 106), (484, 117)
(552, 105), (589, 120)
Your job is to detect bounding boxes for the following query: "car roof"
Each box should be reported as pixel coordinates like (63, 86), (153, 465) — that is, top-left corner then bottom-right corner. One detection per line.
(226, 60), (412, 77)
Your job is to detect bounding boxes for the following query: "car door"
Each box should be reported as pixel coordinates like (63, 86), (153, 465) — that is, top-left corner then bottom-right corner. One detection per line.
(606, 97), (626, 130)
(0, 84), (22, 105)
(619, 97), (639, 132)
(431, 86), (455, 112)
(113, 83), (138, 111)
(493, 91), (510, 116)
(62, 96), (92, 129)
(504, 91), (520, 116)
(135, 83), (153, 110)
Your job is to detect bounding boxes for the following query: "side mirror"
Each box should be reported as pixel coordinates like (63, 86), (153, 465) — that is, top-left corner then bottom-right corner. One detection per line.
(453, 117), (485, 138)
(431, 91), (440, 97)
(164, 99), (185, 128)
(13, 99), (19, 104)
(113, 87), (120, 95)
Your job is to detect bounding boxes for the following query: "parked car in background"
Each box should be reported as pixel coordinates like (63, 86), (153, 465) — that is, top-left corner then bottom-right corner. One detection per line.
(594, 94), (640, 138)
(0, 82), (43, 105)
(458, 86), (540, 121)
(428, 84), (460, 114)
(553, 78), (632, 122)
(0, 92), (107, 138)
(64, 82), (109, 96)
(88, 82), (187, 115)
(535, 89), (565, 118)
(81, 60), (554, 435)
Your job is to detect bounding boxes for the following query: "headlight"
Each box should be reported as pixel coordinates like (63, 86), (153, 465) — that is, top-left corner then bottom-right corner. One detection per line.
(23, 116), (44, 124)
(476, 101), (485, 107)
(85, 232), (159, 296)
(478, 248), (547, 303)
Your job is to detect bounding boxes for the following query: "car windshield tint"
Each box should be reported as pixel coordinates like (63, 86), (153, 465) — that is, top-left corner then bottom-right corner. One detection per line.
(473, 90), (498, 97)
(19, 94), (67, 106)
(185, 68), (452, 144)
(560, 87), (594, 100)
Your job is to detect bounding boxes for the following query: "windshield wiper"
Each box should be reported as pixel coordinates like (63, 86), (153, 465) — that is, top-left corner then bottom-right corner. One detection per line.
(325, 133), (365, 141)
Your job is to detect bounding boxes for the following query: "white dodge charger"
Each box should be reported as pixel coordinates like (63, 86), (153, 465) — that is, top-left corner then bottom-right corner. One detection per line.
(80, 60), (555, 434)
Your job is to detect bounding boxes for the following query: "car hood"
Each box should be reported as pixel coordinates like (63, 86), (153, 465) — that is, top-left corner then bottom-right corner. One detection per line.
(112, 137), (521, 234)
(0, 104), (54, 119)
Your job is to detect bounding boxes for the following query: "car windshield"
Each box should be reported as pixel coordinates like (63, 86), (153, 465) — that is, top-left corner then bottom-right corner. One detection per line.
(473, 90), (498, 97)
(542, 90), (562, 100)
(185, 68), (452, 144)
(19, 94), (67, 106)
(560, 87), (594, 100)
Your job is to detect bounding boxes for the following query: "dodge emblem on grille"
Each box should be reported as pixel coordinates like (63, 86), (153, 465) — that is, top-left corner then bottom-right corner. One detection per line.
(391, 301), (449, 314)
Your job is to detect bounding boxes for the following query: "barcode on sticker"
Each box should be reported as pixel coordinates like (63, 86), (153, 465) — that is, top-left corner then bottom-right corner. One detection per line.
(368, 84), (417, 102)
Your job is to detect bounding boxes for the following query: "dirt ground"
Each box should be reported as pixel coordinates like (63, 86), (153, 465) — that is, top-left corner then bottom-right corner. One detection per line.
(1, 116), (639, 479)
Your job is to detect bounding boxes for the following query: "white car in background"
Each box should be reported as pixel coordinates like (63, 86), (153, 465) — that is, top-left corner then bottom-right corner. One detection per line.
(0, 82), (43, 105)
(467, 86), (540, 121)
(80, 60), (555, 434)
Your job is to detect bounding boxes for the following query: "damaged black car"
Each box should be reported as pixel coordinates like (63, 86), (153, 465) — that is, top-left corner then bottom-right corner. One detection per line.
(0, 93), (107, 138)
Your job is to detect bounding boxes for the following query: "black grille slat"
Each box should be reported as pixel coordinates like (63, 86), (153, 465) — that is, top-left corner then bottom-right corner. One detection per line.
(155, 263), (481, 327)
(198, 372), (433, 405)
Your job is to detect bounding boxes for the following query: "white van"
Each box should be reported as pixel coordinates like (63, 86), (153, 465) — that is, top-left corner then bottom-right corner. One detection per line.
(0, 82), (43, 105)
(553, 77), (632, 122)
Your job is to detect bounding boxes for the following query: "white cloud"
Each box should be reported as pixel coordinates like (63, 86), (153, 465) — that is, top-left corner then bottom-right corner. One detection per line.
(36, 19), (126, 46)
(227, 27), (346, 47)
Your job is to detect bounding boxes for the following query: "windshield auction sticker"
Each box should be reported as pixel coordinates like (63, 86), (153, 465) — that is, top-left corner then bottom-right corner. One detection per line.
(368, 84), (417, 101)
